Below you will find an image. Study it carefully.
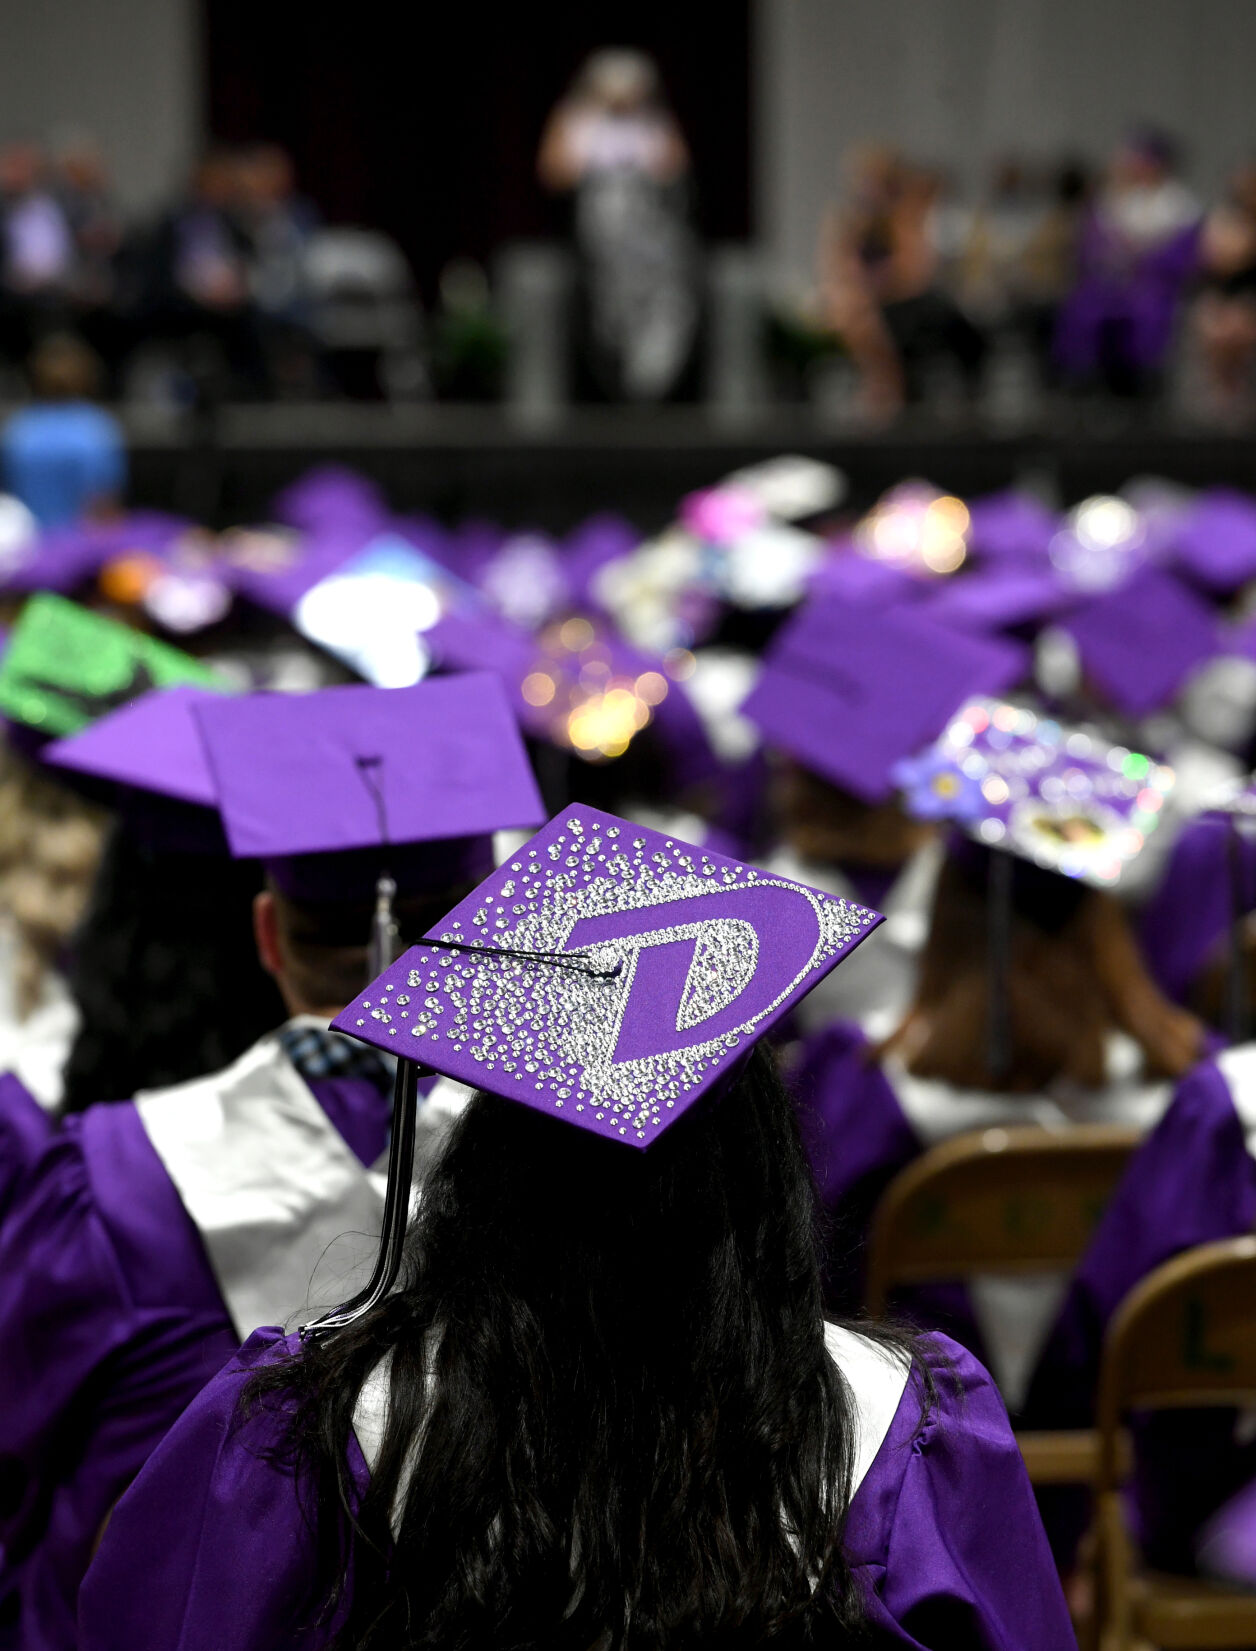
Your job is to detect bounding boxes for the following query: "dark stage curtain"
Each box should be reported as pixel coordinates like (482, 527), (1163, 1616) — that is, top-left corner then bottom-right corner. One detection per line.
(202, 0), (752, 300)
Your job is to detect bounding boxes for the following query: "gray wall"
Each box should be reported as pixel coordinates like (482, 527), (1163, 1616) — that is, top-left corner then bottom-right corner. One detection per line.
(0, 0), (200, 208)
(756, 0), (1256, 295)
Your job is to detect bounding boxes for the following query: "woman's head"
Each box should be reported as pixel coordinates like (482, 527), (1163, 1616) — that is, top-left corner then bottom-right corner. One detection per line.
(774, 758), (933, 870)
(278, 1048), (873, 1648)
(882, 845), (1204, 1091)
(0, 749), (104, 1019)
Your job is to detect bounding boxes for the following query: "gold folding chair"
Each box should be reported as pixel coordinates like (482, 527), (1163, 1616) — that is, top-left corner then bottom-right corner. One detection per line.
(865, 1123), (1140, 1485)
(1094, 1236), (1256, 1650)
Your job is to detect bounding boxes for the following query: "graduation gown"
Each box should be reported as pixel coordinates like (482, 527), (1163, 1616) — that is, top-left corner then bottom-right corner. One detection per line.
(78, 1325), (1076, 1650)
(0, 1018), (467, 1651)
(800, 1023), (1256, 1569)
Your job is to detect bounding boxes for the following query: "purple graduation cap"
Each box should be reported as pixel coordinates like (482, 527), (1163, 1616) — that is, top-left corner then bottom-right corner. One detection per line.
(333, 805), (882, 1146)
(1170, 489), (1256, 595)
(43, 683), (230, 854)
(44, 683), (220, 810)
(1062, 564), (1219, 718)
(892, 697), (1175, 887)
(270, 466), (389, 534)
(966, 491), (1060, 564)
(739, 599), (1027, 803)
(193, 676), (545, 915)
(920, 563), (1074, 636)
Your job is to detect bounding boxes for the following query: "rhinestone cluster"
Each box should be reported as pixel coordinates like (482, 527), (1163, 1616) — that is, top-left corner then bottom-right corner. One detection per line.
(352, 814), (875, 1141)
(923, 699), (1174, 886)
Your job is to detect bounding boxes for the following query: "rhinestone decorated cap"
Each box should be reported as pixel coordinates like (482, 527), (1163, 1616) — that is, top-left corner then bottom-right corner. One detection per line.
(892, 697), (1176, 887)
(332, 807), (884, 1148)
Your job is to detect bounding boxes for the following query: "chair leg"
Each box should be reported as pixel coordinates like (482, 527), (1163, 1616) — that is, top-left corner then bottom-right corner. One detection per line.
(1095, 1491), (1132, 1651)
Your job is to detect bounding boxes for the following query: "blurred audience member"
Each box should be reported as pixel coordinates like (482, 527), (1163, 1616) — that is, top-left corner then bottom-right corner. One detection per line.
(0, 141), (75, 366)
(141, 147), (268, 398)
(1190, 162), (1256, 422)
(53, 137), (129, 389)
(539, 49), (699, 402)
(235, 143), (318, 394)
(2, 333), (125, 527)
(820, 147), (986, 421)
(961, 158), (1089, 384)
(1055, 127), (1201, 398)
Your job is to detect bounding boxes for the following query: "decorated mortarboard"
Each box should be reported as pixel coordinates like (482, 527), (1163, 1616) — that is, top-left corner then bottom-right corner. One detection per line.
(740, 599), (1027, 804)
(1061, 564), (1219, 719)
(891, 698), (1175, 887)
(193, 674), (545, 908)
(0, 593), (222, 740)
(331, 806), (883, 1150)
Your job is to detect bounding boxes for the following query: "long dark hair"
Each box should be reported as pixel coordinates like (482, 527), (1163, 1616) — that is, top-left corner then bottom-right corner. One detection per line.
(59, 824), (286, 1112)
(252, 1047), (908, 1648)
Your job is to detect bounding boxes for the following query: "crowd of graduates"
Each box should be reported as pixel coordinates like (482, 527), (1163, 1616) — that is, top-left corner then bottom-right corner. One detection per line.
(4, 455), (1256, 1645)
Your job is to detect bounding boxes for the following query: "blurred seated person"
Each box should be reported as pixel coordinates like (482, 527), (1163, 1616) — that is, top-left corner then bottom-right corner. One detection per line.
(235, 143), (318, 395)
(538, 49), (698, 402)
(961, 157), (1088, 386)
(0, 141), (75, 368)
(1, 333), (125, 527)
(141, 147), (268, 398)
(820, 146), (986, 421)
(52, 136), (128, 392)
(1055, 127), (1201, 398)
(1188, 162), (1256, 421)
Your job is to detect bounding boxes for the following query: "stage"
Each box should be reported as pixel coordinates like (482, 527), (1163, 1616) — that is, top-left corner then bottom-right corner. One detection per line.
(111, 402), (1256, 531)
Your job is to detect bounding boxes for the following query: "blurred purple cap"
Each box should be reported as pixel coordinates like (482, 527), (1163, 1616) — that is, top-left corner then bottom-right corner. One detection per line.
(2, 511), (190, 595)
(270, 466), (389, 534)
(966, 492), (1059, 563)
(922, 564), (1074, 634)
(564, 513), (640, 609)
(740, 599), (1027, 802)
(1171, 490), (1256, 594)
(1062, 565), (1219, 717)
(332, 805), (883, 1149)
(807, 546), (928, 609)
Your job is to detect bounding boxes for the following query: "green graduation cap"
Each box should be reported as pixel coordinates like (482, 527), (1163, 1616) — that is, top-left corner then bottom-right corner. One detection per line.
(0, 593), (223, 738)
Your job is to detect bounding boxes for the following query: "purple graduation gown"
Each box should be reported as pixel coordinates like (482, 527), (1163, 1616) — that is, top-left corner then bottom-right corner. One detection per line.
(797, 1023), (1256, 1570)
(0, 1053), (392, 1651)
(78, 1327), (1076, 1650)
(0, 1072), (55, 1220)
